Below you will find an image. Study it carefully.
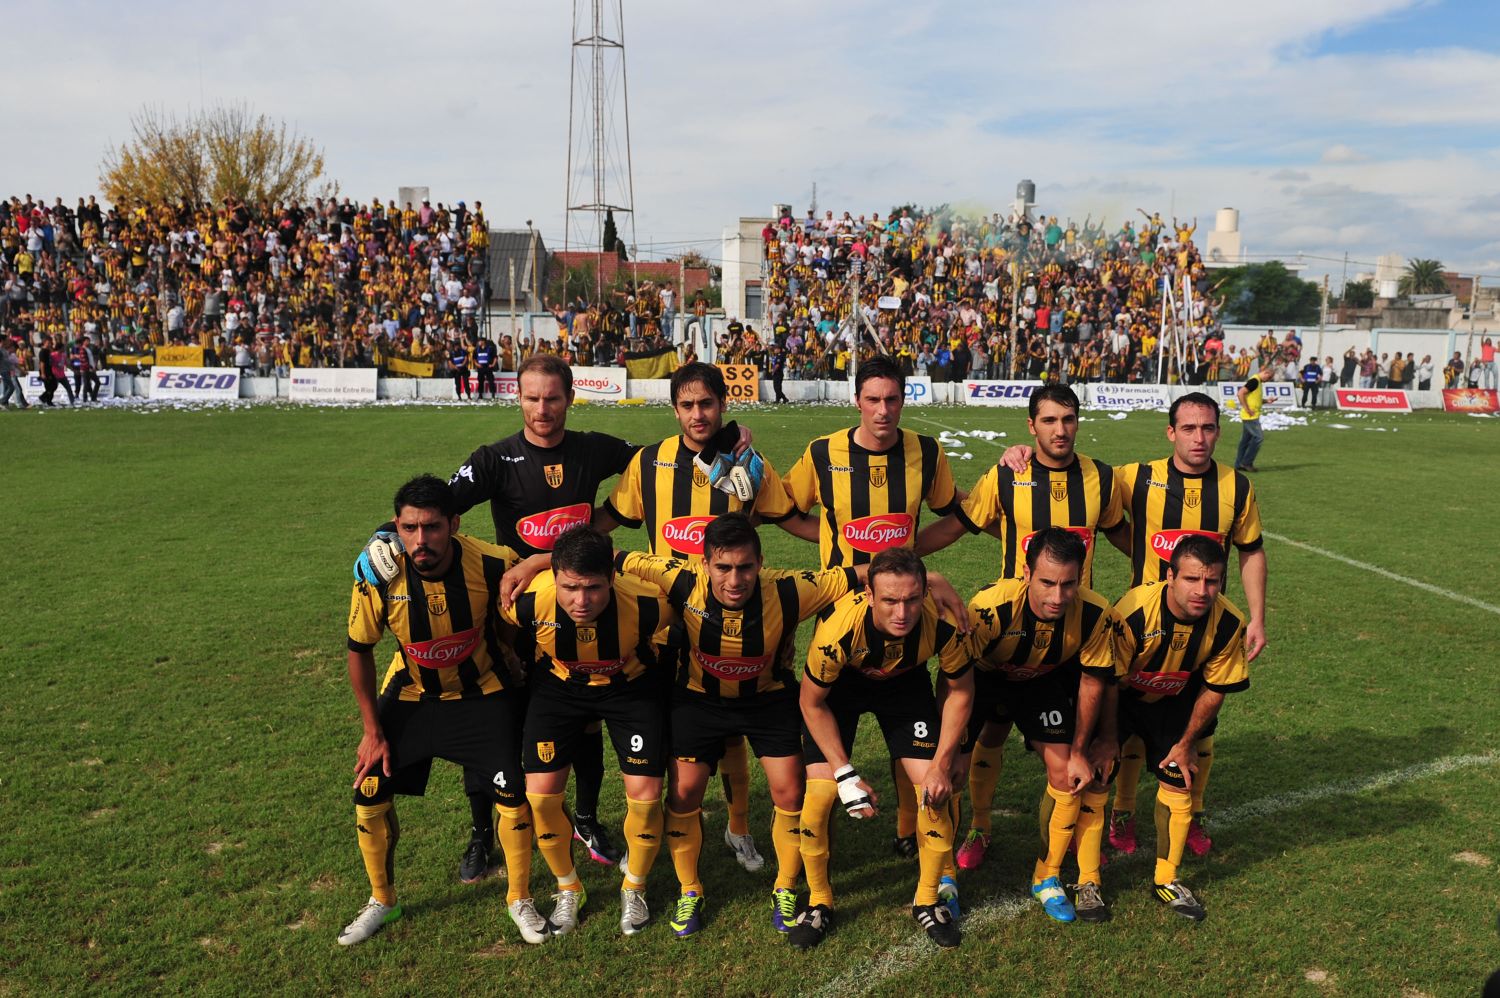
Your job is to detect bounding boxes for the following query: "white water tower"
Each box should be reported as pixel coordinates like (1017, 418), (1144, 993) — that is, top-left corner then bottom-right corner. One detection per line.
(1205, 207), (1241, 265)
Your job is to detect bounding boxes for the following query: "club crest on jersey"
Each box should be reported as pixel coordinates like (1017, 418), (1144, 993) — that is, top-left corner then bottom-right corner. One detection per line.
(360, 775), (380, 798)
(544, 464), (564, 488)
(1183, 486), (1202, 510)
(426, 592), (447, 616)
(693, 465), (709, 488)
(1171, 630), (1190, 651)
(536, 741), (555, 764)
(883, 643), (905, 662)
(1050, 479), (1068, 502)
(576, 625), (596, 644)
(1034, 627), (1053, 648)
(869, 465), (887, 488)
(722, 616), (743, 638)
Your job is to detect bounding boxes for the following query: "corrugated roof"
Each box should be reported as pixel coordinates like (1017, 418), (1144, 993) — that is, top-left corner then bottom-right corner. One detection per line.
(486, 229), (548, 301)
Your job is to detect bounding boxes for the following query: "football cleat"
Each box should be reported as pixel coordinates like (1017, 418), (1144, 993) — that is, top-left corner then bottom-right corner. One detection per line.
(1108, 809), (1137, 854)
(1071, 881), (1111, 923)
(508, 898), (552, 944)
(574, 815), (624, 865)
(724, 826), (765, 872)
(787, 903), (833, 950)
(912, 903), (961, 948)
(1031, 876), (1077, 923)
(892, 834), (918, 860)
(772, 887), (800, 933)
(459, 829), (492, 884)
(670, 891), (705, 938)
(337, 897), (402, 946)
(1185, 814), (1213, 856)
(1154, 880), (1207, 922)
(620, 887), (650, 936)
(938, 876), (961, 922)
(548, 885), (586, 936)
(956, 829), (989, 871)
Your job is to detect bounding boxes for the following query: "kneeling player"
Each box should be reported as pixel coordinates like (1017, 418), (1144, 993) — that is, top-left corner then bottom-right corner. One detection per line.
(961, 528), (1121, 924)
(503, 526), (678, 936)
(1112, 536), (1248, 922)
(794, 548), (975, 949)
(339, 475), (542, 945)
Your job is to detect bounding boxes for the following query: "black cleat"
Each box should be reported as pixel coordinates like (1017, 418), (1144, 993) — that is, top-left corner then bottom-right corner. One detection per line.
(1072, 881), (1111, 923)
(1153, 880), (1207, 922)
(574, 814), (624, 865)
(892, 834), (918, 860)
(912, 903), (961, 948)
(787, 903), (833, 950)
(460, 828), (493, 883)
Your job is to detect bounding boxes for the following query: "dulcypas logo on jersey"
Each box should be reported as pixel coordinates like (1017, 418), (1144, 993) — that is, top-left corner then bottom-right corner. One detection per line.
(842, 513), (914, 553)
(662, 515), (714, 554)
(517, 503), (592, 549)
(561, 658), (627, 676)
(1149, 529), (1223, 562)
(1127, 670), (1190, 695)
(693, 650), (769, 681)
(403, 627), (482, 669)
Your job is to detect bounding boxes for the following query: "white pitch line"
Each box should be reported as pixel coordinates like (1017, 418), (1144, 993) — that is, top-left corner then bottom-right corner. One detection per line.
(1263, 531), (1500, 617)
(801, 751), (1500, 998)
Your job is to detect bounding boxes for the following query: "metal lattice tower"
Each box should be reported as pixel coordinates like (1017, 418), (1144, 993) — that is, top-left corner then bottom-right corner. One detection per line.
(564, 0), (637, 296)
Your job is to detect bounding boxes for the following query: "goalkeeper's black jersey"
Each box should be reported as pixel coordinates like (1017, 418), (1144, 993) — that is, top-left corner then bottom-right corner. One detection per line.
(448, 430), (637, 557)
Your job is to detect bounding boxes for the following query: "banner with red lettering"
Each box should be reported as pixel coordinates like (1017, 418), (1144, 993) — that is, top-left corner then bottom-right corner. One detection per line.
(1440, 388), (1499, 413)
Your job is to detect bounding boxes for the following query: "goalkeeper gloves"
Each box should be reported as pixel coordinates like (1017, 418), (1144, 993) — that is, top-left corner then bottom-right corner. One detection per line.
(354, 526), (404, 585)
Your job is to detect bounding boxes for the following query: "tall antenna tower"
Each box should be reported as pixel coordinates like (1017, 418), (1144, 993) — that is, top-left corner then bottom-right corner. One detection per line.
(565, 0), (637, 298)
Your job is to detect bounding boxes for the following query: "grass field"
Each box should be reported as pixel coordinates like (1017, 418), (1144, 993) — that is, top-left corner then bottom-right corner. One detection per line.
(4, 399), (1497, 997)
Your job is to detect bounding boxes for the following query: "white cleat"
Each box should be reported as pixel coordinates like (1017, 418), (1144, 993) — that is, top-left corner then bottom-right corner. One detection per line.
(724, 826), (765, 872)
(549, 886), (586, 936)
(337, 896), (402, 946)
(507, 898), (553, 944)
(620, 887), (650, 935)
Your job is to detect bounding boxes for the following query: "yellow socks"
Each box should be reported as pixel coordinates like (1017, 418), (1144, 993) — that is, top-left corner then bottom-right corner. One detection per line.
(967, 740), (1005, 835)
(1190, 736), (1215, 814)
(771, 807), (804, 892)
(914, 788), (954, 906)
(721, 739), (752, 837)
(1074, 790), (1108, 885)
(622, 795), (663, 890)
(892, 759), (917, 840)
(526, 791), (580, 890)
(666, 807), (704, 895)
(497, 803), (536, 904)
(1033, 783), (1082, 883)
(799, 779), (838, 908)
(355, 802), (399, 906)
(1114, 735), (1146, 813)
(1154, 789), (1194, 884)
(940, 790), (961, 879)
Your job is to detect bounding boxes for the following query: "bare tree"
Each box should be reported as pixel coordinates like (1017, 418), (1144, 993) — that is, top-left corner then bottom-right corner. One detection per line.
(100, 102), (326, 206)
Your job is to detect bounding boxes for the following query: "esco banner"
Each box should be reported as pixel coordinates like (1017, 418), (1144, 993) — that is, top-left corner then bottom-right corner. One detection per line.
(962, 380), (1040, 407)
(149, 366), (241, 401)
(717, 364), (760, 403)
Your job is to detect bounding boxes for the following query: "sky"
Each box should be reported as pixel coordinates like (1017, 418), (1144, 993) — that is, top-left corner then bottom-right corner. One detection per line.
(6, 0), (1500, 289)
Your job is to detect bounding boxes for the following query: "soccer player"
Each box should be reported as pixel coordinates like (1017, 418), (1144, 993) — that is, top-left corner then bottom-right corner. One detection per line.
(793, 548), (975, 950)
(915, 383), (1127, 871)
(339, 475), (545, 946)
(1111, 535), (1249, 921)
(961, 527), (1121, 924)
(502, 527), (677, 936)
(783, 353), (965, 862)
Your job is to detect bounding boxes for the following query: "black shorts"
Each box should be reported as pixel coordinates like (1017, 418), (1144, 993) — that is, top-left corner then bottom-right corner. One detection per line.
(1117, 693), (1218, 790)
(355, 691), (525, 807)
(670, 688), (801, 766)
(963, 667), (1077, 751)
(801, 669), (941, 764)
(522, 674), (668, 777)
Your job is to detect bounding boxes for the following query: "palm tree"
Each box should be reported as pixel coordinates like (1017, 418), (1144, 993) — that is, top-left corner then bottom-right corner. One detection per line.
(1399, 258), (1447, 297)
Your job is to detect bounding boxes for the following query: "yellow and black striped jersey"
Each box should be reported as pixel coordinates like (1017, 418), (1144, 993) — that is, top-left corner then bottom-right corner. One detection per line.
(502, 570), (675, 687)
(1113, 581), (1248, 703)
(804, 591), (973, 686)
(956, 454), (1124, 587)
(347, 534), (519, 701)
(785, 427), (960, 568)
(616, 551), (858, 699)
(1116, 458), (1264, 586)
(601, 435), (797, 560)
(967, 578), (1120, 683)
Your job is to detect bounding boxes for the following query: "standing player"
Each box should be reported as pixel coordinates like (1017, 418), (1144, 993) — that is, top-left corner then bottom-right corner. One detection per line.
(960, 528), (1121, 924)
(502, 527), (677, 936)
(915, 384), (1126, 870)
(339, 475), (545, 946)
(793, 548), (976, 949)
(783, 354), (965, 860)
(1111, 536), (1249, 921)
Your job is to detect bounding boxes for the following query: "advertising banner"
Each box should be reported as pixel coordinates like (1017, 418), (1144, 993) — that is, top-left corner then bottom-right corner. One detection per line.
(1087, 384), (1172, 410)
(464, 373), (520, 399)
(570, 366), (627, 402)
(149, 366), (241, 401)
(962, 380), (1040, 407)
(902, 376), (934, 405)
(23, 371), (115, 396)
(1440, 388), (1499, 413)
(288, 368), (378, 402)
(154, 345), (205, 367)
(717, 364), (761, 403)
(1335, 388), (1411, 412)
(385, 355), (436, 378)
(1217, 380), (1299, 410)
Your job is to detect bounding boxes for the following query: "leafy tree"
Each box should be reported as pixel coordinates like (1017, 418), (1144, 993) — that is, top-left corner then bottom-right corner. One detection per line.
(1399, 258), (1446, 296)
(100, 102), (326, 205)
(1210, 262), (1322, 325)
(1340, 279), (1374, 309)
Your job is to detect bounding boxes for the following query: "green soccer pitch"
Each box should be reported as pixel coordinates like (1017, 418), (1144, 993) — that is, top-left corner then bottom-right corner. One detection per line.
(3, 401), (1497, 996)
